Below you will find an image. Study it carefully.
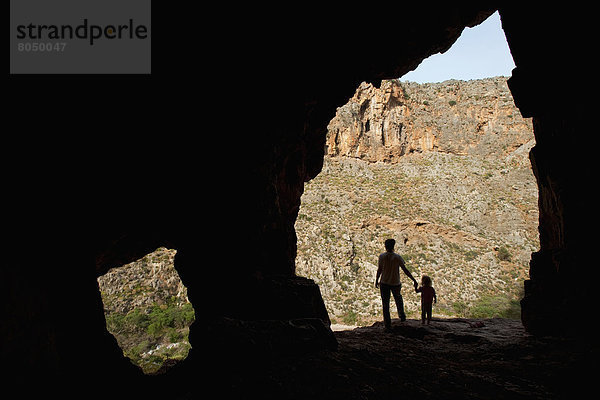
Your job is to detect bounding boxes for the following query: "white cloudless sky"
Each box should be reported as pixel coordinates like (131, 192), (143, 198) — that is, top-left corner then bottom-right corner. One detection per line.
(400, 11), (515, 83)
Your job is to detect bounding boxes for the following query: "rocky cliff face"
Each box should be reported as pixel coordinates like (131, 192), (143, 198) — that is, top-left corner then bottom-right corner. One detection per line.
(297, 77), (537, 326)
(98, 248), (187, 314)
(326, 77), (533, 161)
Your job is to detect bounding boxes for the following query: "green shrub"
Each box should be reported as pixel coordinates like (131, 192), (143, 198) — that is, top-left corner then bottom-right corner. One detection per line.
(464, 250), (479, 261)
(342, 310), (358, 325)
(178, 303), (196, 326)
(452, 301), (468, 316)
(106, 312), (125, 332)
(502, 299), (522, 319)
(125, 308), (150, 331)
(144, 302), (195, 337)
(497, 246), (511, 261)
(468, 295), (521, 319)
(167, 328), (181, 343)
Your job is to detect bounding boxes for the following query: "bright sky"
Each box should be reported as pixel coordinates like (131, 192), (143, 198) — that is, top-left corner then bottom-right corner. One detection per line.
(400, 11), (515, 83)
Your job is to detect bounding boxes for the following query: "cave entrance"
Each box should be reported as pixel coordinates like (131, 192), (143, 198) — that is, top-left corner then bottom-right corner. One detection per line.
(97, 247), (195, 374)
(295, 11), (539, 330)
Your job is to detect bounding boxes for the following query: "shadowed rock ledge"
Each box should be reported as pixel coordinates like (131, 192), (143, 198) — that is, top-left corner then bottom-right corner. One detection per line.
(218, 318), (597, 399)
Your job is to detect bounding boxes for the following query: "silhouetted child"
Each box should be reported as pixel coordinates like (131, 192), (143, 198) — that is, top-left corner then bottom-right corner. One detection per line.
(415, 275), (437, 325)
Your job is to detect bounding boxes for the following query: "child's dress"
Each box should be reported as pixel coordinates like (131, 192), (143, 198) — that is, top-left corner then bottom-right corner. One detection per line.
(417, 286), (436, 322)
(418, 286), (435, 305)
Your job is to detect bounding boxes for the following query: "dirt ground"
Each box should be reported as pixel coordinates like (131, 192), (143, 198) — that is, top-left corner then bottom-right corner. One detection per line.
(223, 318), (598, 399)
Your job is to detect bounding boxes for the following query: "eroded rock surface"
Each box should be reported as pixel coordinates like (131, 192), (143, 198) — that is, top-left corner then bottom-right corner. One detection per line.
(326, 78), (532, 161)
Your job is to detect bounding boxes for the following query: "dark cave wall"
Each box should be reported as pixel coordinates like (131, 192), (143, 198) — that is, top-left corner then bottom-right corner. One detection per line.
(521, 113), (591, 335)
(4, 4), (595, 397)
(500, 6), (595, 335)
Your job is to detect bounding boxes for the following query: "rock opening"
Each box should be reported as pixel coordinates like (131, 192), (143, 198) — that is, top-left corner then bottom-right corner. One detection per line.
(297, 75), (538, 327)
(97, 247), (195, 374)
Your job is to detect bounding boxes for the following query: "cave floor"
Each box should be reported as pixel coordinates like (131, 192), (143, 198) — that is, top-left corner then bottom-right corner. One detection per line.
(226, 318), (596, 399)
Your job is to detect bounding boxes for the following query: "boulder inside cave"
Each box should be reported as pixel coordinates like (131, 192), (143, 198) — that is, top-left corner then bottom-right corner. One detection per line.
(97, 247), (195, 374)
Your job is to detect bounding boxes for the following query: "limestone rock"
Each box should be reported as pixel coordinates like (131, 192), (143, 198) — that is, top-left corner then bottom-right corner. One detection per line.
(97, 248), (188, 314)
(326, 77), (532, 162)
